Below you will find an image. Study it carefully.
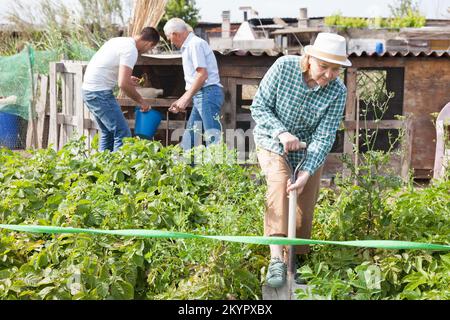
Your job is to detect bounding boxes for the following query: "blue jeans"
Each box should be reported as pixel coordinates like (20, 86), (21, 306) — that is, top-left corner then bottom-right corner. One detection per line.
(180, 85), (224, 150)
(82, 89), (131, 152)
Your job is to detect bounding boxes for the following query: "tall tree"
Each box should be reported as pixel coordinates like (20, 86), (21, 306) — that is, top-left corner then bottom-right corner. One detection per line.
(158, 0), (200, 32)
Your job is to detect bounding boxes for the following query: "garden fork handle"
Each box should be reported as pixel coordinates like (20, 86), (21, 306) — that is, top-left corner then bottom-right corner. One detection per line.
(287, 186), (297, 298)
(285, 144), (307, 299)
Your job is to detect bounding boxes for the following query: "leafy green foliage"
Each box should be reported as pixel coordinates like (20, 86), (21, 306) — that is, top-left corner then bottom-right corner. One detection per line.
(298, 179), (450, 300)
(158, 0), (200, 32)
(388, 10), (426, 28)
(324, 14), (370, 30)
(295, 150), (450, 300)
(295, 89), (450, 300)
(0, 138), (267, 299)
(324, 10), (425, 30)
(1, 134), (449, 300)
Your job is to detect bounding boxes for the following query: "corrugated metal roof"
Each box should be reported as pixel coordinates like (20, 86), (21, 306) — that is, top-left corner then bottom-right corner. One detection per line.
(349, 51), (450, 57)
(214, 49), (281, 57)
(213, 49), (450, 58)
(142, 49), (449, 60)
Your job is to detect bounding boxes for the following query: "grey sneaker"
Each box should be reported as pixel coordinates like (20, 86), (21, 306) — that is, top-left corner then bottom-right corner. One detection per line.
(266, 258), (287, 288)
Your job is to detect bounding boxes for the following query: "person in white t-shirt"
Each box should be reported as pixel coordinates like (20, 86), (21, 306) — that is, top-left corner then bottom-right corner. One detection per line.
(82, 27), (160, 152)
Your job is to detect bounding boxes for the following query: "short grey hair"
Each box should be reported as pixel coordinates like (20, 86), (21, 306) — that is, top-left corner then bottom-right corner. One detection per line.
(164, 18), (188, 35)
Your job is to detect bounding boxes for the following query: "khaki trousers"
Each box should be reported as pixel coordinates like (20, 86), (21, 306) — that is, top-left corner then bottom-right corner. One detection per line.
(257, 148), (323, 255)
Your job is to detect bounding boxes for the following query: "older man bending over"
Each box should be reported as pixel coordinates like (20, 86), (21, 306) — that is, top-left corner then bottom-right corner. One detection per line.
(164, 18), (224, 151)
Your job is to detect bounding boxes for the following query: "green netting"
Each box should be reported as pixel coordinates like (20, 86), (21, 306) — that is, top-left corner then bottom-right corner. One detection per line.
(67, 41), (97, 61)
(0, 45), (59, 120)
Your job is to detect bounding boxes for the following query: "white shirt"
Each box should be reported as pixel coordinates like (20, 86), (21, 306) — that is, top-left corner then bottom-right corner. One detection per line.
(82, 37), (138, 91)
(181, 33), (222, 90)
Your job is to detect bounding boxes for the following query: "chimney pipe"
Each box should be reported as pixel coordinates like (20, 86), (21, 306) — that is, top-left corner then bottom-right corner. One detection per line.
(239, 6), (252, 22)
(222, 10), (230, 38)
(298, 7), (309, 28)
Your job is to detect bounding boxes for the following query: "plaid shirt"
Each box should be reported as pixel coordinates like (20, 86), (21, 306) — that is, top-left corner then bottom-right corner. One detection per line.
(251, 55), (347, 175)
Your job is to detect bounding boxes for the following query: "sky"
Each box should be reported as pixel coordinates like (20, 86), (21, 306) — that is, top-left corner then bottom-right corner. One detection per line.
(0, 0), (449, 24)
(195, 0), (450, 22)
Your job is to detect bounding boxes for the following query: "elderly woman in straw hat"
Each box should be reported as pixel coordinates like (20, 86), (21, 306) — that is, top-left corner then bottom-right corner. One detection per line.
(250, 32), (351, 288)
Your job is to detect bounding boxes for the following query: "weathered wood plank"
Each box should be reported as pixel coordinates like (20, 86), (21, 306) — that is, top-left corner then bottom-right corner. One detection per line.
(61, 61), (88, 74)
(216, 55), (278, 67)
(74, 64), (85, 144)
(48, 62), (59, 150)
(219, 66), (269, 78)
(343, 68), (357, 177)
(350, 57), (406, 68)
(137, 56), (182, 66)
(165, 110), (170, 146)
(403, 58), (450, 173)
(400, 116), (414, 180)
(36, 75), (49, 149)
(222, 77), (237, 130)
(234, 78), (261, 86)
(74, 64), (92, 144)
(57, 114), (77, 126)
(236, 113), (253, 122)
(26, 74), (39, 149)
(344, 120), (404, 130)
(78, 118), (187, 131)
(60, 72), (69, 149)
(117, 98), (177, 107)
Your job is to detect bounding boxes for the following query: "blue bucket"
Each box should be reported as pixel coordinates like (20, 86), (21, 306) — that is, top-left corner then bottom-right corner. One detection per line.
(134, 107), (162, 139)
(0, 111), (20, 149)
(375, 42), (384, 54)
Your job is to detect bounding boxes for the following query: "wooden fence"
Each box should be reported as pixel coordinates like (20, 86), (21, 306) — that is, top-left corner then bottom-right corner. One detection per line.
(26, 61), (95, 150)
(28, 61), (189, 151)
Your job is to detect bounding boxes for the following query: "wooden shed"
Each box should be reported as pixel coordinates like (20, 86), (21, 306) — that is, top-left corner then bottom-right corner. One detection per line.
(44, 50), (449, 181)
(345, 50), (450, 180)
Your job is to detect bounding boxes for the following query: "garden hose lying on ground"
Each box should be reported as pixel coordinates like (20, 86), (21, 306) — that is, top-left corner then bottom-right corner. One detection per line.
(0, 224), (449, 251)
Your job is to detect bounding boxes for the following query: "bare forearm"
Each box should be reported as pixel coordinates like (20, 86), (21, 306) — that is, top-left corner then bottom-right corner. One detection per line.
(169, 69), (208, 113)
(183, 72), (207, 99)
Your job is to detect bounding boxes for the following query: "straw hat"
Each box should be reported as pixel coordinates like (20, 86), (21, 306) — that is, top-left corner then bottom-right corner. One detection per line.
(304, 32), (352, 67)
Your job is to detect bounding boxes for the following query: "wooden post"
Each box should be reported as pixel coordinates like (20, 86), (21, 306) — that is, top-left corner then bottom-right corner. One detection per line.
(343, 68), (357, 178)
(401, 115), (413, 180)
(165, 110), (170, 146)
(26, 74), (39, 149)
(74, 64), (85, 143)
(223, 77), (237, 131)
(59, 72), (68, 149)
(354, 94), (360, 185)
(35, 75), (49, 149)
(62, 70), (77, 149)
(76, 64), (92, 145)
(48, 62), (59, 150)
